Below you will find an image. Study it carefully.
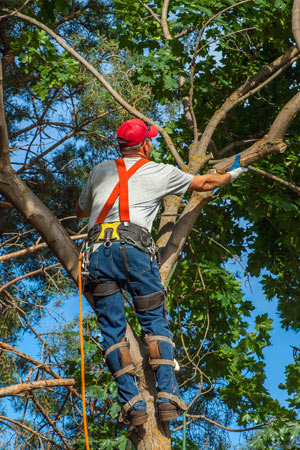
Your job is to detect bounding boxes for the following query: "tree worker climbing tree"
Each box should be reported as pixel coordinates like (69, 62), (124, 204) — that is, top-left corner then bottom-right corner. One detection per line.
(75, 118), (248, 427)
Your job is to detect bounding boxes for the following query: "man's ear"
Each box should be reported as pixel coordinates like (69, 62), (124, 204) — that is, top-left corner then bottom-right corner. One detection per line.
(139, 141), (148, 156)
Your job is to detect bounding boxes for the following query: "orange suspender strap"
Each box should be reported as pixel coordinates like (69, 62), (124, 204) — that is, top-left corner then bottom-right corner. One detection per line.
(94, 158), (149, 225)
(116, 158), (130, 222)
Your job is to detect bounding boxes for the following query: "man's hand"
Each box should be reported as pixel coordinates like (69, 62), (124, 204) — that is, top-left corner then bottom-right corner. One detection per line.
(228, 155), (248, 182)
(188, 154), (247, 192)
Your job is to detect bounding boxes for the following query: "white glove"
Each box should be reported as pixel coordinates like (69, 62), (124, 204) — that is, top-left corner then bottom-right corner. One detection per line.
(228, 155), (248, 182)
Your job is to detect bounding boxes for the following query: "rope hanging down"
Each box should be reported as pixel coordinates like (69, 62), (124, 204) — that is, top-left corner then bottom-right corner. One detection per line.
(78, 253), (90, 450)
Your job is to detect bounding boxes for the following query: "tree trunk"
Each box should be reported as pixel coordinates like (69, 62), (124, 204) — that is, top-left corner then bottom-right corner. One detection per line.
(125, 324), (172, 449)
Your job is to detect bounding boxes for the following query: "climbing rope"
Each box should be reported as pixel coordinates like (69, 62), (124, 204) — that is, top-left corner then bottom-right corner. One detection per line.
(182, 411), (187, 450)
(78, 253), (90, 450)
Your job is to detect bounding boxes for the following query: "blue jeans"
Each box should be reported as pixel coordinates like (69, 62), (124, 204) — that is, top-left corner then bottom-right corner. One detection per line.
(88, 241), (180, 405)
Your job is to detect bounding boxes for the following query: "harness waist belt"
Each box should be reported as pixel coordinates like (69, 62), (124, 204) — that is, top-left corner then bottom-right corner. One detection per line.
(88, 222), (154, 254)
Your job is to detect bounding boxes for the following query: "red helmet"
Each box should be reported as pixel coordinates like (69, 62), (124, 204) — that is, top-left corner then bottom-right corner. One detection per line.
(117, 119), (158, 146)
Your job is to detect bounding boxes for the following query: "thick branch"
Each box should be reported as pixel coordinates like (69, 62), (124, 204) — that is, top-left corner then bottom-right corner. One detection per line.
(161, 0), (172, 40)
(190, 46), (299, 173)
(0, 169), (94, 307)
(0, 341), (82, 400)
(157, 195), (182, 249)
(0, 378), (75, 397)
(161, 89), (300, 281)
(3, 10), (185, 169)
(0, 200), (13, 208)
(292, 0), (300, 51)
(0, 58), (10, 169)
(268, 89), (300, 141)
(0, 233), (87, 262)
(213, 89), (300, 171)
(160, 192), (212, 283)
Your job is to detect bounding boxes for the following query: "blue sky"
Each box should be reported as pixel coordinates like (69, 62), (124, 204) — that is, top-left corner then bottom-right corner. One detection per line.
(226, 263), (298, 448)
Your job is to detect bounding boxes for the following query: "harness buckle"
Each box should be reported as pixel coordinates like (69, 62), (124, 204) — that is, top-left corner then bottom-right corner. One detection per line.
(104, 240), (112, 248)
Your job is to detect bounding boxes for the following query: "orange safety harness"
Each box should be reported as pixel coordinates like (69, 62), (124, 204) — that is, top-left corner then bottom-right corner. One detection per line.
(78, 158), (149, 449)
(94, 157), (149, 224)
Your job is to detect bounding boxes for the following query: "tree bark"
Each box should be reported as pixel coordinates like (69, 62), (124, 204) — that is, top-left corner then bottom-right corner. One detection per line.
(292, 0), (300, 51)
(0, 56), (10, 169)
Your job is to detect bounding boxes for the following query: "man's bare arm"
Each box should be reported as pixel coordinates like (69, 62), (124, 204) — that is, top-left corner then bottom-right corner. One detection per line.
(188, 173), (231, 192)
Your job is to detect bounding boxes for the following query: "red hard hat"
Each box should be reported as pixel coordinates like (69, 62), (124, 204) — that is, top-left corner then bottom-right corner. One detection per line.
(117, 119), (158, 146)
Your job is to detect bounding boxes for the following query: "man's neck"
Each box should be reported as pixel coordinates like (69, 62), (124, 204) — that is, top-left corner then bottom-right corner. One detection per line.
(121, 151), (148, 159)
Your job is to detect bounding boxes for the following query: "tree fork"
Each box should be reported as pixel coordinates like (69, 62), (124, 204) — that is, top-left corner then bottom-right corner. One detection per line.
(160, 89), (300, 281)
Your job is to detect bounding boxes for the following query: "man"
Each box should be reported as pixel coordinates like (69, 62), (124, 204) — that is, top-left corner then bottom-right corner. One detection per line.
(76, 118), (247, 427)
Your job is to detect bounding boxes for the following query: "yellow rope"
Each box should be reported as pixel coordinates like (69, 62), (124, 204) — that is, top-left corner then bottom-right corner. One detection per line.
(78, 253), (90, 450)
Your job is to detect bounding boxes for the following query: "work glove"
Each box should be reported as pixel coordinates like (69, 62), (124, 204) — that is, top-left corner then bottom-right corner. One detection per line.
(228, 155), (248, 182)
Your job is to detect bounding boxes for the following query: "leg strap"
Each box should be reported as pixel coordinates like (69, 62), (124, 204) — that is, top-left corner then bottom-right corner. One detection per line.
(133, 291), (165, 312)
(145, 335), (175, 348)
(89, 280), (120, 297)
(118, 394), (144, 423)
(104, 337), (136, 379)
(156, 392), (188, 411)
(144, 334), (175, 370)
(112, 365), (136, 380)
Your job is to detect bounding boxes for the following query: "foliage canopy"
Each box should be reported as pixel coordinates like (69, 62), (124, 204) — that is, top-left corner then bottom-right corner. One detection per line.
(0, 0), (299, 449)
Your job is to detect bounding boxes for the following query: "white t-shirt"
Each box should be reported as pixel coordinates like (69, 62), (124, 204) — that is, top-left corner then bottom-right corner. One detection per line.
(79, 157), (194, 231)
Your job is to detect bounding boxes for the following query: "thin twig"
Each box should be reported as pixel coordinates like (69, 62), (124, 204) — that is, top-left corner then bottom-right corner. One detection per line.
(247, 165), (300, 194)
(186, 414), (279, 432)
(0, 263), (61, 292)
(0, 415), (65, 448)
(2, 10), (186, 169)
